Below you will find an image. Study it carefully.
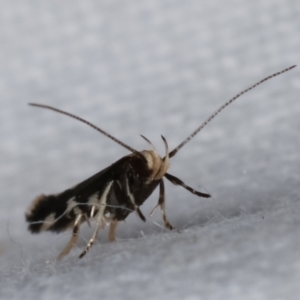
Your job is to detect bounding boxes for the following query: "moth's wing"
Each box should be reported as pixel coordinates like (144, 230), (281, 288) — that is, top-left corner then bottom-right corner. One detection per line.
(26, 156), (130, 233)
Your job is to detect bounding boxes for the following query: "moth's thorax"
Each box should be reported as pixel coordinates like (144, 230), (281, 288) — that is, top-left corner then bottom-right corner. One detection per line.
(141, 150), (169, 181)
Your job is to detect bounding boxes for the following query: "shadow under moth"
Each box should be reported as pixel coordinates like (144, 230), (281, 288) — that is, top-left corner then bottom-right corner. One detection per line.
(26, 65), (295, 259)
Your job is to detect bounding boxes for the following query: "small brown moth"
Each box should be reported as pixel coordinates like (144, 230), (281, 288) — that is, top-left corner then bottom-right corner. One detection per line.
(26, 65), (295, 259)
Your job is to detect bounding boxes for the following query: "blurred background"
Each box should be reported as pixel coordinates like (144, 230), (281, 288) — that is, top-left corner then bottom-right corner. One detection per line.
(0, 0), (299, 268)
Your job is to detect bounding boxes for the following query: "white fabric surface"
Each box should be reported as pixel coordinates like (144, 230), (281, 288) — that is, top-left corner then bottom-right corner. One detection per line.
(0, 1), (300, 299)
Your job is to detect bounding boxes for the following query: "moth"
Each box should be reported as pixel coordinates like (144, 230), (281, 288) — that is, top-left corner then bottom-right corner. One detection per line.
(26, 65), (295, 260)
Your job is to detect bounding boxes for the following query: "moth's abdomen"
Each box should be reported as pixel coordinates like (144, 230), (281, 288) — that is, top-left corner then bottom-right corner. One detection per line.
(26, 190), (76, 233)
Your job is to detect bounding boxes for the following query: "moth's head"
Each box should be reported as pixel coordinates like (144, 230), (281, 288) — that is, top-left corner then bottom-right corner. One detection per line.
(140, 135), (170, 181)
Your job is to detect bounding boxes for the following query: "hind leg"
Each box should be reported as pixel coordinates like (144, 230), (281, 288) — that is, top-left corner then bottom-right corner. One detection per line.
(57, 213), (83, 260)
(79, 181), (113, 258)
(109, 220), (118, 242)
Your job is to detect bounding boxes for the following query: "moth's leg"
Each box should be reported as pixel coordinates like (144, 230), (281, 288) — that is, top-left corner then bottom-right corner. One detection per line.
(164, 173), (211, 198)
(79, 182), (113, 259)
(151, 179), (177, 231)
(57, 213), (83, 260)
(108, 220), (118, 242)
(79, 216), (101, 259)
(124, 176), (146, 222)
(90, 205), (96, 218)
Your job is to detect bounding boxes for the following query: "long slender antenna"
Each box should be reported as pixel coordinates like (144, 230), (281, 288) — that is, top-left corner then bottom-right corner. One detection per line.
(29, 103), (142, 156)
(169, 65), (296, 158)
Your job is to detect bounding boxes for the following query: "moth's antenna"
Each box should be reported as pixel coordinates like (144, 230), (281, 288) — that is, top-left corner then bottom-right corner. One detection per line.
(169, 65), (296, 158)
(29, 103), (142, 157)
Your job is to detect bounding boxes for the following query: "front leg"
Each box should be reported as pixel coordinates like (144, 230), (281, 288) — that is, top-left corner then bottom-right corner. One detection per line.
(164, 173), (210, 198)
(151, 179), (177, 231)
(122, 174), (146, 222)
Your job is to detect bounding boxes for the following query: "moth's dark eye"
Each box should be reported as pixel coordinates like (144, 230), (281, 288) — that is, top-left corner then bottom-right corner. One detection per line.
(130, 156), (151, 178)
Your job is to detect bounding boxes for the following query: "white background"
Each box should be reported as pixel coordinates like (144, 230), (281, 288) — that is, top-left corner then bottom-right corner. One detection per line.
(0, 1), (300, 299)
